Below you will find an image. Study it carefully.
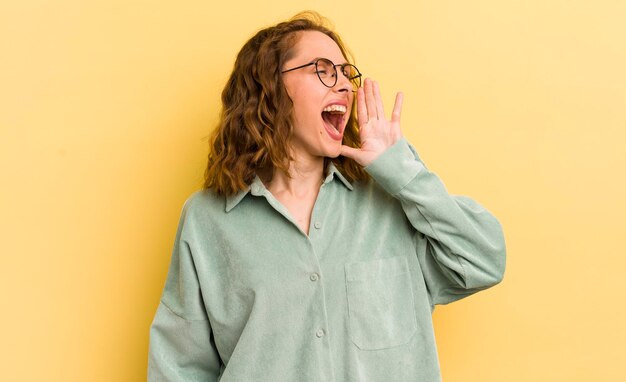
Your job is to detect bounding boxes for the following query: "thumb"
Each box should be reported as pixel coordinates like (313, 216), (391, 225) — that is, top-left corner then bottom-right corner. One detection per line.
(340, 145), (361, 160)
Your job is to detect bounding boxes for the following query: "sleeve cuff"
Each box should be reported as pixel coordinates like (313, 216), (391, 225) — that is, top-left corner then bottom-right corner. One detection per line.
(364, 138), (427, 197)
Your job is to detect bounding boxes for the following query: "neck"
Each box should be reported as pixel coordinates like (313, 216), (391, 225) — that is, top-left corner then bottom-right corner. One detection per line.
(262, 155), (325, 197)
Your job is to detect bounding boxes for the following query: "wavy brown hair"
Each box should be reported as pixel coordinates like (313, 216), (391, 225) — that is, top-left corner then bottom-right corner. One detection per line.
(204, 11), (369, 195)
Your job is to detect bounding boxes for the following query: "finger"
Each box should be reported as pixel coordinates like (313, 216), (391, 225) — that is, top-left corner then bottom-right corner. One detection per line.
(373, 81), (385, 121)
(356, 87), (367, 127)
(364, 78), (378, 120)
(391, 92), (404, 140)
(391, 92), (403, 124)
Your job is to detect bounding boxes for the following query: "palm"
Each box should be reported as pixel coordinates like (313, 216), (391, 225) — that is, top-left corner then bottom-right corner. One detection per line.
(341, 79), (404, 166)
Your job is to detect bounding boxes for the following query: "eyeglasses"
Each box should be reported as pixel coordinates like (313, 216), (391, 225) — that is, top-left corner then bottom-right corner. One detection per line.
(281, 58), (362, 92)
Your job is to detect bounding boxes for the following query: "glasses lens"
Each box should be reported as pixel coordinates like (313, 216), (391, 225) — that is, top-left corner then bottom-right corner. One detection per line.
(342, 64), (361, 91)
(315, 59), (336, 87)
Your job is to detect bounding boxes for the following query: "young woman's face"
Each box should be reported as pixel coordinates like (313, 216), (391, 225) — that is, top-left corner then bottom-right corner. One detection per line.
(281, 31), (354, 163)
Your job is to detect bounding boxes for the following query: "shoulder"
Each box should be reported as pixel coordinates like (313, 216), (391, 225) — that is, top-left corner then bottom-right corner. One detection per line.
(180, 189), (226, 222)
(349, 178), (399, 207)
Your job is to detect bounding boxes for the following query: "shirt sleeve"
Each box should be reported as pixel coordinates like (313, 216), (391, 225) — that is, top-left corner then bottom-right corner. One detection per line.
(364, 138), (506, 306)
(148, 204), (222, 381)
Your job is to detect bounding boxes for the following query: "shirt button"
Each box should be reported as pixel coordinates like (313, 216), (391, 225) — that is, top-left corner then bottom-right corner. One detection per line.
(314, 222), (322, 229)
(316, 329), (325, 338)
(310, 273), (319, 281)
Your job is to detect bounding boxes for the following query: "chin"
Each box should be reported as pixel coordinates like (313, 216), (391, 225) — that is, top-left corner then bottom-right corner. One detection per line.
(321, 143), (343, 159)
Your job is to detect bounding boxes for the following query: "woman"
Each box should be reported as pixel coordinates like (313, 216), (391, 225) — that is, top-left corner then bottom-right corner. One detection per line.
(148, 12), (506, 382)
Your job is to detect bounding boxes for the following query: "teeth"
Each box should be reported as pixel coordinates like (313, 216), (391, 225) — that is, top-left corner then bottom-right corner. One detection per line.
(322, 104), (347, 114)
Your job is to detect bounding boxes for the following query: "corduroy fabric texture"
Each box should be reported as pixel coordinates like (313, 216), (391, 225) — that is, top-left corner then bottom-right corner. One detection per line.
(148, 138), (506, 382)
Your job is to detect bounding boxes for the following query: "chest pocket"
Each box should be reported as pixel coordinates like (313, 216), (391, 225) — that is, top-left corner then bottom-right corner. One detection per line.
(345, 255), (418, 350)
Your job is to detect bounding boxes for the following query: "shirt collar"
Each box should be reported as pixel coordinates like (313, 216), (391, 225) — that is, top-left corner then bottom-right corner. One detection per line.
(324, 161), (354, 190)
(225, 162), (353, 212)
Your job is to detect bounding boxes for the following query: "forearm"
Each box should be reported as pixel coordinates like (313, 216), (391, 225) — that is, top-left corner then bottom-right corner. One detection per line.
(365, 138), (506, 300)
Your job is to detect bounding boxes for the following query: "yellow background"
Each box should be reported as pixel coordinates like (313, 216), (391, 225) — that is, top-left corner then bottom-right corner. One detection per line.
(1, 1), (625, 381)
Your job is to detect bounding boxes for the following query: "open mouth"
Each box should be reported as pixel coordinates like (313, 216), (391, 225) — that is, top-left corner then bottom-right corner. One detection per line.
(321, 104), (347, 140)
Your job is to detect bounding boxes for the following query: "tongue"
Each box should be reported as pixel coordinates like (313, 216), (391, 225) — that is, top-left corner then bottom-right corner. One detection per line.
(322, 111), (340, 131)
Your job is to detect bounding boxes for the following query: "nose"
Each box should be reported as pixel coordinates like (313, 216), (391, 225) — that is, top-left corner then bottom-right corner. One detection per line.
(333, 66), (352, 93)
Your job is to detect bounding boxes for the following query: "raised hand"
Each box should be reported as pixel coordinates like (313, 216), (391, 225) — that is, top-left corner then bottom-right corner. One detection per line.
(341, 78), (404, 166)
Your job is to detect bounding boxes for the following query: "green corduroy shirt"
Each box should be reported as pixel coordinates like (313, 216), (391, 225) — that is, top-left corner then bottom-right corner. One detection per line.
(148, 138), (506, 381)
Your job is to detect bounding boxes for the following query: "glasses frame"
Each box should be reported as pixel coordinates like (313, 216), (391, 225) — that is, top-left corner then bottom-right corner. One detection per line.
(281, 58), (362, 92)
